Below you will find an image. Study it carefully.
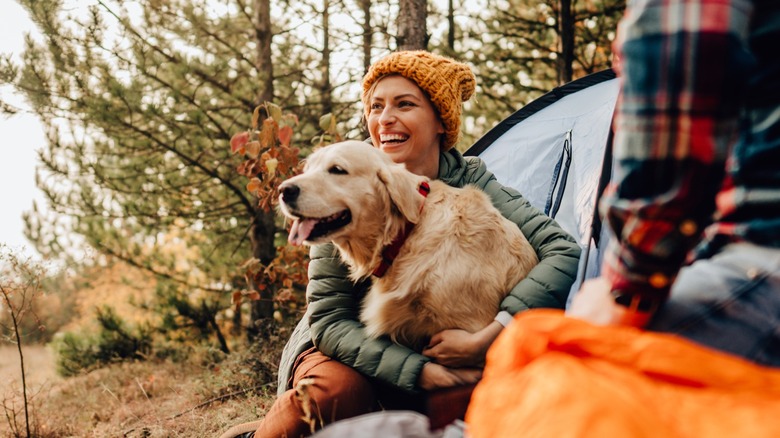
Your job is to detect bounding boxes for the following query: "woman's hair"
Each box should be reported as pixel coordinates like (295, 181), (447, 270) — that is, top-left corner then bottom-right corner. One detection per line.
(361, 51), (476, 151)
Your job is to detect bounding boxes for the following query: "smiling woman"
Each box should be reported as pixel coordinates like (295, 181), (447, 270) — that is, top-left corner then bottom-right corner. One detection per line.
(219, 50), (581, 438)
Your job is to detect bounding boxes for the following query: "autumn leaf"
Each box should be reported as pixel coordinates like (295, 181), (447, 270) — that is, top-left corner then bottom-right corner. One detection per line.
(260, 118), (277, 148)
(265, 158), (278, 175)
(245, 141), (261, 158)
(267, 102), (283, 122)
(246, 291), (261, 301)
(278, 125), (293, 147)
(246, 177), (262, 194)
(230, 131), (249, 154)
(252, 105), (262, 129)
(318, 113), (332, 132)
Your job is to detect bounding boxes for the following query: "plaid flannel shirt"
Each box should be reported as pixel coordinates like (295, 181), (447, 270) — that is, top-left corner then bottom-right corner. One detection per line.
(602, 0), (780, 304)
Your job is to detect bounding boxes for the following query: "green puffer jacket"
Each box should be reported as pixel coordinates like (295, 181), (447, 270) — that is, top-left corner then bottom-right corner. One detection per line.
(276, 149), (581, 395)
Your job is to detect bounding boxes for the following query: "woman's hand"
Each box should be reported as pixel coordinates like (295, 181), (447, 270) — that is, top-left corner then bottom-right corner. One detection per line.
(422, 321), (503, 367)
(418, 362), (482, 391)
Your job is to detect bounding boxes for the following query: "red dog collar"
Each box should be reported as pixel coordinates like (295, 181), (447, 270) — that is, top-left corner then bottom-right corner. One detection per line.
(372, 181), (430, 278)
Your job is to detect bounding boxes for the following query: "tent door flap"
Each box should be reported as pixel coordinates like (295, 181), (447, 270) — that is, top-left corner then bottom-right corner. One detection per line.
(544, 130), (572, 219)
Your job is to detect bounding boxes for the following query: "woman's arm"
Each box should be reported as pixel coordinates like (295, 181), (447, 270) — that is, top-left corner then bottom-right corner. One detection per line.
(306, 243), (431, 393)
(422, 190), (580, 367)
(424, 158), (581, 368)
(468, 158), (582, 313)
(501, 192), (581, 310)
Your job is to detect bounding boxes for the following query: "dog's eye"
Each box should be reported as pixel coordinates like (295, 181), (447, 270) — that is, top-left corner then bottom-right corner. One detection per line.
(329, 165), (348, 175)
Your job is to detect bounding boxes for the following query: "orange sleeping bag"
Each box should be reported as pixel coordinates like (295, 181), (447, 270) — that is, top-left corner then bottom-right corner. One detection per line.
(466, 310), (780, 438)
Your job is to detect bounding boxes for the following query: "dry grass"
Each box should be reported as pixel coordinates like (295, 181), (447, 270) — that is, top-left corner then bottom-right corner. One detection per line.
(0, 323), (291, 438)
(40, 356), (275, 437)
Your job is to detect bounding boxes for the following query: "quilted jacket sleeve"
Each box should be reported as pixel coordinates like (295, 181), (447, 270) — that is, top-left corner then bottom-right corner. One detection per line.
(306, 243), (431, 393)
(465, 157), (581, 313)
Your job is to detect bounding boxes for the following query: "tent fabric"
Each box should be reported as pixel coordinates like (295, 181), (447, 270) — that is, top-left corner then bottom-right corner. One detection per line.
(465, 310), (780, 438)
(466, 70), (619, 294)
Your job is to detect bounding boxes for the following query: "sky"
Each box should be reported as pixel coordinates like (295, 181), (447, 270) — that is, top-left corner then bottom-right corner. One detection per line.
(0, 1), (45, 259)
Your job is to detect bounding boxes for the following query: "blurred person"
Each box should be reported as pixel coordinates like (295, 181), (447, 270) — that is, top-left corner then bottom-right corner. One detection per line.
(463, 2), (780, 436)
(570, 0), (780, 365)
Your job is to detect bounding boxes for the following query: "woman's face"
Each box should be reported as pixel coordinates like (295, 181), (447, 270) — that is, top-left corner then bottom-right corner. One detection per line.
(366, 75), (444, 178)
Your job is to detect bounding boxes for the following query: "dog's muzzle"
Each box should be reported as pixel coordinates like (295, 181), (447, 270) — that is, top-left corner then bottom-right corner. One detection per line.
(280, 183), (300, 208)
(278, 180), (352, 246)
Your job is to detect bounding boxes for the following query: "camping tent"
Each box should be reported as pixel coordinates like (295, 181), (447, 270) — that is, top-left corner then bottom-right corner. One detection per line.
(465, 69), (619, 298)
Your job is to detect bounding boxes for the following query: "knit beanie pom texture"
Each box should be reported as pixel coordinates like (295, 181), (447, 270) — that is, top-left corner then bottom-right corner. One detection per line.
(362, 50), (476, 151)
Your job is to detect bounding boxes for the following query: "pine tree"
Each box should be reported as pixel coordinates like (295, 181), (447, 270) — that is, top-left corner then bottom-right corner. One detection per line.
(1, 0), (326, 337)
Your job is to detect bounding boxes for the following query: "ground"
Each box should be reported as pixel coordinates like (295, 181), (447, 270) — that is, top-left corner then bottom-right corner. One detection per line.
(0, 342), (280, 438)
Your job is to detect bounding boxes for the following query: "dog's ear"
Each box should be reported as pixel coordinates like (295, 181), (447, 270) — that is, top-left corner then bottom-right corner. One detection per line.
(378, 163), (427, 224)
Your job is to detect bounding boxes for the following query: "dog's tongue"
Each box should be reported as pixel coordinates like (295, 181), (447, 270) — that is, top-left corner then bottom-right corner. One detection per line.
(288, 218), (316, 246)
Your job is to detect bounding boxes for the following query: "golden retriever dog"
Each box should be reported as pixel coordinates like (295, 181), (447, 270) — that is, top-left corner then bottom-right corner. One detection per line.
(278, 140), (538, 351)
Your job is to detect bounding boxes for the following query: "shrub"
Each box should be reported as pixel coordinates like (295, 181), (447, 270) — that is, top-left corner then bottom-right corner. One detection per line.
(53, 306), (152, 377)
(52, 332), (98, 377)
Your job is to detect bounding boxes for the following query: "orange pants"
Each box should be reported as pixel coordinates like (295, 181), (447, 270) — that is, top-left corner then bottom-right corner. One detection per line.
(254, 348), (429, 438)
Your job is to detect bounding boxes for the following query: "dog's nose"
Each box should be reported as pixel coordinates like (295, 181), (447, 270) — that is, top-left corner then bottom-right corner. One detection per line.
(280, 184), (300, 204)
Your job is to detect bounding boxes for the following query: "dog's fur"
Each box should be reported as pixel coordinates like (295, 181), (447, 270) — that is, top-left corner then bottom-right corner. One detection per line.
(278, 141), (538, 350)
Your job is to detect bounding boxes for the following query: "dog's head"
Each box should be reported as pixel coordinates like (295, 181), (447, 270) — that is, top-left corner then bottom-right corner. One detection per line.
(278, 140), (428, 247)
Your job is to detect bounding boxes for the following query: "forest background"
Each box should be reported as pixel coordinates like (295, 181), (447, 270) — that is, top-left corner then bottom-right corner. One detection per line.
(0, 0), (623, 436)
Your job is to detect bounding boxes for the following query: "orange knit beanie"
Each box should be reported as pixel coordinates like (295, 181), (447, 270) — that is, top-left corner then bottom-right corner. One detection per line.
(361, 50), (476, 151)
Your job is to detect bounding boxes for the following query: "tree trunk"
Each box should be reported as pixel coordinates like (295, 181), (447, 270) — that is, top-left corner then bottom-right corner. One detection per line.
(249, 0), (277, 339)
(361, 0), (372, 139)
(249, 210), (276, 338)
(558, 0), (574, 84)
(231, 276), (243, 337)
(321, 0), (333, 116)
(254, 0), (274, 105)
(397, 0), (428, 50)
(447, 0), (455, 51)
(362, 0), (372, 75)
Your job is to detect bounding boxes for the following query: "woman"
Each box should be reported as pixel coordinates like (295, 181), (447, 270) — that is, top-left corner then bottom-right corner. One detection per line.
(220, 50), (581, 438)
